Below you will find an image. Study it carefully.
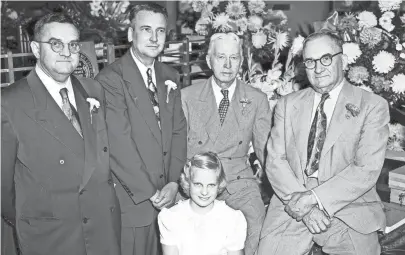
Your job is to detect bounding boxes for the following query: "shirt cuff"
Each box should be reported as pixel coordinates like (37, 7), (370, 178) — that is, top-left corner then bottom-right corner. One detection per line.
(310, 189), (324, 211)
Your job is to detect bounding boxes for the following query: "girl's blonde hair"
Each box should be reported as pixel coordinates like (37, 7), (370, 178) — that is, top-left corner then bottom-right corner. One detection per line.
(180, 151), (227, 196)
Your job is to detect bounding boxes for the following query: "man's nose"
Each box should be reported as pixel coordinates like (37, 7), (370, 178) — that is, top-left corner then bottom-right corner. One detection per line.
(60, 43), (71, 57)
(224, 58), (232, 68)
(314, 60), (324, 74)
(150, 31), (158, 43)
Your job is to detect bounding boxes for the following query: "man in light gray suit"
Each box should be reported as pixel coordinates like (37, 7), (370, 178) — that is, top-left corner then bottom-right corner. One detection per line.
(181, 33), (272, 255)
(258, 31), (389, 255)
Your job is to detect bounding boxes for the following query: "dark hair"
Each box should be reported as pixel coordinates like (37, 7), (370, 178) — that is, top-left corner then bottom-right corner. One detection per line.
(129, 3), (168, 26)
(33, 12), (78, 41)
(302, 31), (343, 54)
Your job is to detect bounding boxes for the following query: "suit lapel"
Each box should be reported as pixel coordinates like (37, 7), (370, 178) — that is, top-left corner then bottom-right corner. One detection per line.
(200, 78), (221, 142)
(122, 52), (162, 146)
(25, 70), (84, 157)
(71, 76), (98, 190)
(321, 81), (359, 158)
(292, 89), (315, 171)
(229, 80), (243, 130)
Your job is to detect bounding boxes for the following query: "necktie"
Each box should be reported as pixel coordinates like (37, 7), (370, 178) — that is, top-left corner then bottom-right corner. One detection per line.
(305, 93), (330, 176)
(59, 88), (83, 137)
(218, 89), (230, 125)
(146, 68), (160, 129)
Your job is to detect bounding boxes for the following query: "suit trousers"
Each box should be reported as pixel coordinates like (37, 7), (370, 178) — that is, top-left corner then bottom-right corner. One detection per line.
(218, 179), (266, 255)
(257, 178), (380, 255)
(121, 210), (160, 255)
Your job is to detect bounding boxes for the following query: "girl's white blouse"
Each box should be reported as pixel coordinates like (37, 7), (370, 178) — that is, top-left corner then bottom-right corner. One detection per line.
(158, 199), (247, 255)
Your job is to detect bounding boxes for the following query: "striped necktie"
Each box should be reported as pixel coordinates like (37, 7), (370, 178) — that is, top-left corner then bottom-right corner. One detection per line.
(59, 88), (83, 137)
(146, 68), (161, 129)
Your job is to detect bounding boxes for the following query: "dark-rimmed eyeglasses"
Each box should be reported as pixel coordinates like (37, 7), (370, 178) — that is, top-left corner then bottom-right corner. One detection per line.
(303, 52), (343, 69)
(35, 39), (81, 54)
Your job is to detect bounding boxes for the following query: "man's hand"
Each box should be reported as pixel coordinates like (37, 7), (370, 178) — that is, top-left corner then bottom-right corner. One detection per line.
(152, 182), (179, 210)
(150, 190), (160, 203)
(285, 191), (318, 221)
(302, 207), (331, 234)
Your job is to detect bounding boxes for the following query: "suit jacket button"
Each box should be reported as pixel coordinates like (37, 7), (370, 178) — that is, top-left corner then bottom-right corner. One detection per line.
(239, 141), (242, 145)
(228, 157), (232, 160)
(108, 179), (113, 185)
(163, 152), (167, 156)
(59, 160), (64, 164)
(237, 176), (241, 180)
(79, 189), (85, 195)
(103, 147), (108, 152)
(110, 206), (115, 212)
(198, 141), (202, 145)
(160, 174), (164, 178)
(83, 217), (88, 224)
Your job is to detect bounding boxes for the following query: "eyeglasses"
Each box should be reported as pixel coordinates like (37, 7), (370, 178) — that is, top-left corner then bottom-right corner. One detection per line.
(35, 39), (81, 54)
(303, 52), (342, 69)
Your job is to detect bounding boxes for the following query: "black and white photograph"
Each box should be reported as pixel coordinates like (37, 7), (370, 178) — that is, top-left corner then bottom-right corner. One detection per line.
(1, 1), (405, 255)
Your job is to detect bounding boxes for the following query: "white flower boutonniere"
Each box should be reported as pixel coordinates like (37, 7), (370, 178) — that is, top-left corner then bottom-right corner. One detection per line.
(86, 98), (100, 124)
(165, 80), (177, 103)
(240, 97), (252, 115)
(345, 103), (360, 119)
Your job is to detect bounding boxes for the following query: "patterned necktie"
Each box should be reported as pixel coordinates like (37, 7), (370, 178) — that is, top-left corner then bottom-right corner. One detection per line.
(305, 93), (330, 176)
(59, 88), (83, 137)
(146, 68), (160, 129)
(218, 89), (230, 126)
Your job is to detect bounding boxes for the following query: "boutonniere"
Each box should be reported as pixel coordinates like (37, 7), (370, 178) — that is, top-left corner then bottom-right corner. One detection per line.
(86, 98), (100, 124)
(240, 97), (252, 115)
(345, 103), (360, 119)
(165, 80), (177, 103)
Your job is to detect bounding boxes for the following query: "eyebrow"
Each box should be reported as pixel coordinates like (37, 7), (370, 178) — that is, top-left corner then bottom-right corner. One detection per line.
(47, 37), (80, 43)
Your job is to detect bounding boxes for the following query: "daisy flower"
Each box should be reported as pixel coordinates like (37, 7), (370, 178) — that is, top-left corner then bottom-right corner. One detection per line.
(342, 43), (362, 64)
(252, 31), (267, 49)
(248, 15), (263, 32)
(212, 13), (231, 32)
(357, 11), (377, 28)
(378, 0), (402, 12)
(348, 66), (369, 84)
(391, 74), (405, 94)
(372, 51), (396, 73)
(248, 0), (266, 15)
(225, 1), (246, 19)
(274, 31), (289, 51)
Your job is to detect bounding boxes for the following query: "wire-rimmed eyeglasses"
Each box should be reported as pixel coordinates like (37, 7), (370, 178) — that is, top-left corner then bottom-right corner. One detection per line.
(35, 39), (81, 54)
(303, 52), (343, 69)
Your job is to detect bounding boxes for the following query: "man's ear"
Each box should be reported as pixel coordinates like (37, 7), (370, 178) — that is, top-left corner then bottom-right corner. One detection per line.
(30, 41), (40, 59)
(206, 55), (212, 70)
(341, 53), (349, 70)
(127, 27), (133, 43)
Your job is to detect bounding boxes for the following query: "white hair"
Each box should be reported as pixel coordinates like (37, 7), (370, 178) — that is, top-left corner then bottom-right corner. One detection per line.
(207, 32), (243, 57)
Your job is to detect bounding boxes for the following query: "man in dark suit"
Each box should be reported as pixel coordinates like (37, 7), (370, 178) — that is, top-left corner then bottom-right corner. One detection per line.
(1, 13), (121, 255)
(95, 3), (187, 255)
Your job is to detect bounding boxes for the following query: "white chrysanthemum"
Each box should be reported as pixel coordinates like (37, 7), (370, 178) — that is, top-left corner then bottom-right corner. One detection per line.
(348, 66), (370, 84)
(212, 13), (231, 32)
(195, 17), (211, 35)
(379, 16), (395, 32)
(387, 139), (405, 151)
(343, 43), (362, 64)
(266, 68), (282, 81)
(290, 35), (305, 56)
(357, 11), (378, 28)
(401, 14), (405, 24)
(400, 53), (405, 59)
(372, 51), (396, 73)
(391, 73), (405, 94)
(274, 32), (289, 51)
(378, 0), (402, 12)
(382, 11), (395, 19)
(252, 31), (267, 49)
(359, 85), (373, 92)
(236, 17), (248, 32)
(389, 123), (405, 140)
(248, 15), (263, 31)
(225, 1), (246, 18)
(396, 44), (403, 51)
(248, 0), (266, 14)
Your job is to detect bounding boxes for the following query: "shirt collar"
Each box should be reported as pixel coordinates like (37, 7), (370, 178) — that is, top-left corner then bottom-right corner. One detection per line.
(35, 64), (73, 94)
(211, 78), (237, 99)
(314, 80), (344, 100)
(130, 47), (155, 74)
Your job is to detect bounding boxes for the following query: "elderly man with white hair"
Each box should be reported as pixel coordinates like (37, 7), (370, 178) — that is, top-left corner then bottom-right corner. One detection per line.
(181, 32), (272, 255)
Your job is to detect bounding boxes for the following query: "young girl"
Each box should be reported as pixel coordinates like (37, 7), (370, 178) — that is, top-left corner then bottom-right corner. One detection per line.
(158, 151), (247, 255)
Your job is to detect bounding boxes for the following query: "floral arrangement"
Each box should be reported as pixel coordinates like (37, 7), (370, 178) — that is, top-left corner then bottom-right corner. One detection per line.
(388, 123), (405, 151)
(330, 0), (405, 110)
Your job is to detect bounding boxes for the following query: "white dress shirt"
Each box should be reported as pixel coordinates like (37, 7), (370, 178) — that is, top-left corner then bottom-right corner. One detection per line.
(35, 64), (77, 110)
(309, 81), (344, 211)
(211, 78), (237, 107)
(130, 47), (156, 88)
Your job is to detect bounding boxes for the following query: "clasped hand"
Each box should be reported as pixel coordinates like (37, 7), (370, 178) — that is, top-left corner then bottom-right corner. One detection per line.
(284, 191), (331, 234)
(150, 182), (178, 210)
